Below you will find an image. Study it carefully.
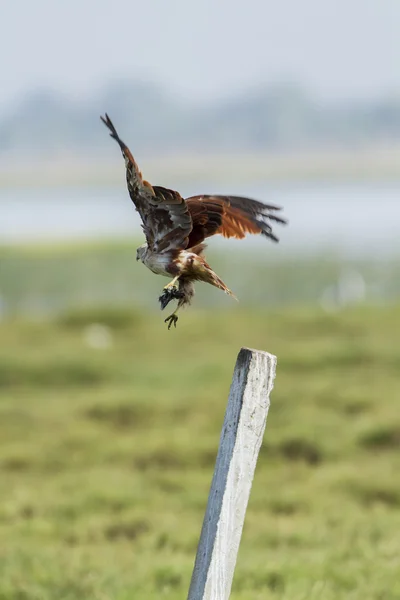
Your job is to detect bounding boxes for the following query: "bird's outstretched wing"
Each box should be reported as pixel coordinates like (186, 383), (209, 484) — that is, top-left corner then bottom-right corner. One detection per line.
(100, 114), (192, 252)
(185, 195), (287, 248)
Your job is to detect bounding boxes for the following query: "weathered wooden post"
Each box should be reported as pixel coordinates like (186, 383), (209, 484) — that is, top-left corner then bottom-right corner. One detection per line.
(187, 347), (277, 600)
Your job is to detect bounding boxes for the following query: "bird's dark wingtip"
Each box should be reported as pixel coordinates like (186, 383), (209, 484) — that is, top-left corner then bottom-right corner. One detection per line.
(259, 225), (280, 243)
(100, 112), (117, 133)
(265, 232), (280, 243)
(100, 113), (109, 127)
(100, 113), (127, 149)
(271, 216), (288, 226)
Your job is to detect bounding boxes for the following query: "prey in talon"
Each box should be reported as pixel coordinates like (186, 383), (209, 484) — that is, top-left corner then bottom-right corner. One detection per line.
(159, 286), (184, 311)
(101, 113), (287, 329)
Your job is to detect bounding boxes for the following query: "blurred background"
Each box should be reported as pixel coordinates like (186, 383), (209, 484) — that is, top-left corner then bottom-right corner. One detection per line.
(0, 1), (399, 599)
(1, 0), (400, 314)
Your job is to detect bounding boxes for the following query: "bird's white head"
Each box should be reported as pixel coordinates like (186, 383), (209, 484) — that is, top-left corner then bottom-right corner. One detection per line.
(136, 243), (148, 262)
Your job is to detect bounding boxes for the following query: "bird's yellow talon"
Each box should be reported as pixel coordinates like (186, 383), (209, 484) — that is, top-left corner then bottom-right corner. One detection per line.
(163, 276), (179, 290)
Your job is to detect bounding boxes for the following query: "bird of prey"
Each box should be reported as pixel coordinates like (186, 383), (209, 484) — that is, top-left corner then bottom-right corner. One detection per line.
(101, 114), (287, 329)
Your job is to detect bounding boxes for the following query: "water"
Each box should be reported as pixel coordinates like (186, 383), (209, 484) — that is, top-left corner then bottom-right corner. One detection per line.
(1, 182), (399, 257)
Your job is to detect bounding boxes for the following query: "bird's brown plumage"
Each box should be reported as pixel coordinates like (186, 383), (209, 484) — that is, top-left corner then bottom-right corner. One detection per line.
(101, 112), (287, 327)
(101, 114), (286, 251)
(100, 114), (193, 253)
(185, 195), (286, 248)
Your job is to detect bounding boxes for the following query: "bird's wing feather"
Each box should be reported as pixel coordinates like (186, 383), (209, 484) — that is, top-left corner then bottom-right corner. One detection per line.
(149, 186), (193, 252)
(185, 195), (287, 248)
(100, 114), (192, 252)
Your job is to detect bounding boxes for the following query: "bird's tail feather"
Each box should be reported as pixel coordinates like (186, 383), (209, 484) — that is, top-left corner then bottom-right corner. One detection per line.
(195, 258), (237, 300)
(212, 276), (237, 300)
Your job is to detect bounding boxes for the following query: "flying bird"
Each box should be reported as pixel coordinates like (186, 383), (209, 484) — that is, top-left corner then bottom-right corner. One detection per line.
(101, 114), (287, 329)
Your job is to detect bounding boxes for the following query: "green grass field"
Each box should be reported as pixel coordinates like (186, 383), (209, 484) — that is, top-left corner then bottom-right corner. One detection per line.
(2, 241), (400, 317)
(0, 304), (399, 599)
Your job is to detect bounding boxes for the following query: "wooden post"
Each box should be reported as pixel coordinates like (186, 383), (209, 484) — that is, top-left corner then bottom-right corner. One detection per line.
(187, 347), (277, 600)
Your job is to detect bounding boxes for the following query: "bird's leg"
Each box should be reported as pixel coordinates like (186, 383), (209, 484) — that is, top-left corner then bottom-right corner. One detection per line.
(164, 278), (193, 329)
(164, 305), (180, 330)
(159, 276), (184, 310)
(163, 276), (179, 290)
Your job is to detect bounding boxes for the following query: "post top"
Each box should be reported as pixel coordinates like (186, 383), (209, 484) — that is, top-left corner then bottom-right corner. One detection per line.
(238, 347), (277, 361)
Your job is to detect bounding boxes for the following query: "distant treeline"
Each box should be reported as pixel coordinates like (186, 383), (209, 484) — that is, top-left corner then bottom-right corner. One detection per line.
(1, 80), (399, 156)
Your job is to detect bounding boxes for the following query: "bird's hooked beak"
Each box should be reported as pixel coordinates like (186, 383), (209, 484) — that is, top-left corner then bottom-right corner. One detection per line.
(136, 243), (147, 262)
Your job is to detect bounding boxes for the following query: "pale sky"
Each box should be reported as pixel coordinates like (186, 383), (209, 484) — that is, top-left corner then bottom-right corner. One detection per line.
(1, 0), (399, 111)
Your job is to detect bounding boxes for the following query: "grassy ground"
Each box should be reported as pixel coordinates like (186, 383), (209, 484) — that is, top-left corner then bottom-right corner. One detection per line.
(0, 304), (399, 599)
